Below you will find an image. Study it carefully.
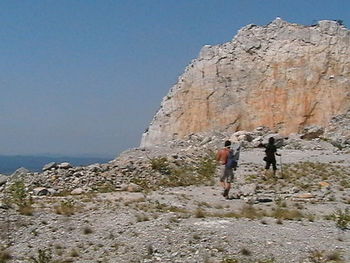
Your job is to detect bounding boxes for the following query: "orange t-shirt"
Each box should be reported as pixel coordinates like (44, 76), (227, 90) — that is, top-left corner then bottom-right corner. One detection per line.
(216, 148), (230, 165)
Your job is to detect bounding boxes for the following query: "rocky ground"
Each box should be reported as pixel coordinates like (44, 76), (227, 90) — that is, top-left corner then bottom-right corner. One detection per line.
(1, 144), (350, 263)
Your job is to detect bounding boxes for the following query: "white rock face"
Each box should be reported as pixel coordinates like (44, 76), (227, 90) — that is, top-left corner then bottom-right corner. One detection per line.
(141, 19), (350, 147)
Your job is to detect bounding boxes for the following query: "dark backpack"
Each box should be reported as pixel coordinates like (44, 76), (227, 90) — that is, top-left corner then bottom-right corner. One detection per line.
(225, 149), (238, 169)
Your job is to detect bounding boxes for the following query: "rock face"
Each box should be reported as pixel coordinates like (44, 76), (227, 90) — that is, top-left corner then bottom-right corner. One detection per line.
(141, 18), (350, 147)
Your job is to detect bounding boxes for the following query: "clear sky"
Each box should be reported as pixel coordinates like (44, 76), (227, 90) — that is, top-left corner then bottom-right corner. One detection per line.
(0, 0), (349, 158)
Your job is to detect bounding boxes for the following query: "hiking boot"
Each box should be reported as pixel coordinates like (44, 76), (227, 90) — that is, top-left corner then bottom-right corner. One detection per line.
(222, 189), (229, 197)
(225, 194), (232, 200)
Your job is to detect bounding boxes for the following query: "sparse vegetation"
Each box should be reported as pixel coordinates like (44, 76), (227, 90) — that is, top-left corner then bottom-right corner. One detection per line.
(240, 205), (265, 219)
(30, 248), (53, 263)
(194, 208), (206, 218)
(150, 157), (172, 175)
(246, 162), (350, 195)
(240, 247), (252, 256)
(307, 249), (344, 263)
(133, 152), (217, 190)
(6, 180), (34, 214)
(69, 248), (79, 257)
(222, 258), (239, 263)
(54, 199), (77, 216)
(221, 257), (275, 263)
(327, 208), (350, 230)
(195, 152), (217, 184)
(0, 248), (12, 263)
(135, 213), (150, 222)
(271, 207), (303, 220)
(83, 226), (94, 234)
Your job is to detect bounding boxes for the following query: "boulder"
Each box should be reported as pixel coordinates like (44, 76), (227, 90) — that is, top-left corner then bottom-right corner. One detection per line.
(0, 175), (8, 186)
(11, 167), (30, 178)
(42, 162), (57, 171)
(33, 187), (49, 196)
(58, 162), (72, 169)
(230, 131), (253, 143)
(300, 125), (324, 140)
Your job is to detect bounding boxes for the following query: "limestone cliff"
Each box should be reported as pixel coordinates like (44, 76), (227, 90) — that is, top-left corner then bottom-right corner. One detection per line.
(141, 18), (350, 147)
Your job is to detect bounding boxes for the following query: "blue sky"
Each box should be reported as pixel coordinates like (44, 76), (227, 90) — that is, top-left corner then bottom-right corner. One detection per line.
(0, 0), (349, 157)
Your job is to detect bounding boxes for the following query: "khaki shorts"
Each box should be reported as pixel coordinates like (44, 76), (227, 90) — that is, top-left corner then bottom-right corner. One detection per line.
(219, 165), (234, 183)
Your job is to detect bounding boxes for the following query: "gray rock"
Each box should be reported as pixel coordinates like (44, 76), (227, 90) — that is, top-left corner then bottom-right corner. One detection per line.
(33, 187), (49, 196)
(301, 125), (324, 140)
(11, 167), (30, 178)
(87, 164), (102, 173)
(127, 183), (142, 192)
(42, 162), (57, 171)
(71, 188), (84, 195)
(0, 175), (8, 186)
(58, 162), (72, 169)
(0, 200), (10, 209)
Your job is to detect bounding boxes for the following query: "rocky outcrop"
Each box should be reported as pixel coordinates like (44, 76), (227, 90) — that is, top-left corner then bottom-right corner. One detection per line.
(141, 18), (350, 147)
(324, 110), (350, 148)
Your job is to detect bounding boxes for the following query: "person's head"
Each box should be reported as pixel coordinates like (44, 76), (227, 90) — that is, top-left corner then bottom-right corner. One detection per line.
(224, 140), (231, 148)
(268, 137), (275, 144)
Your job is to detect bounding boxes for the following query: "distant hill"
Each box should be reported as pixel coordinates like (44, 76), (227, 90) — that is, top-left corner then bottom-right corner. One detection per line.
(0, 155), (111, 175)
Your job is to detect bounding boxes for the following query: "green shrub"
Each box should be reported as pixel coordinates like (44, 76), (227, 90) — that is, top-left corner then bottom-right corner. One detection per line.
(196, 153), (217, 182)
(8, 180), (31, 208)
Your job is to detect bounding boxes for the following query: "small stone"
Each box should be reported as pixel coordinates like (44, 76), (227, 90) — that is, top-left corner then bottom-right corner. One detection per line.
(319, 181), (330, 187)
(127, 183), (142, 192)
(71, 188), (84, 195)
(295, 193), (315, 199)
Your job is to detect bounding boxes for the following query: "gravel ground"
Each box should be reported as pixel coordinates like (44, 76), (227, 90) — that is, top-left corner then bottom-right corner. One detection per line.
(1, 149), (350, 263)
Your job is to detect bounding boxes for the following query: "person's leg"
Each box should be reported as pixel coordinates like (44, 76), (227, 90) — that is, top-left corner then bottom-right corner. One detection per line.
(219, 165), (226, 193)
(224, 169), (234, 198)
(264, 161), (271, 178)
(220, 181), (225, 188)
(272, 160), (277, 177)
(224, 182), (231, 198)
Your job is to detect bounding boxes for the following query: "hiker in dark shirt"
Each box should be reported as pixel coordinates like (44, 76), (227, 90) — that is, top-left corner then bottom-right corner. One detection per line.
(263, 137), (281, 178)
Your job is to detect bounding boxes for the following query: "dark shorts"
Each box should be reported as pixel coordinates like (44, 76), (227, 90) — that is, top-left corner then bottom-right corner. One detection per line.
(219, 165), (234, 183)
(265, 159), (277, 170)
